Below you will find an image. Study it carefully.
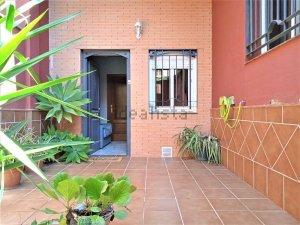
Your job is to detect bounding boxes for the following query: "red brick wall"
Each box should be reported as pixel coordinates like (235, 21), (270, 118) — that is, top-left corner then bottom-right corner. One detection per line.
(49, 0), (212, 157)
(212, 0), (300, 107)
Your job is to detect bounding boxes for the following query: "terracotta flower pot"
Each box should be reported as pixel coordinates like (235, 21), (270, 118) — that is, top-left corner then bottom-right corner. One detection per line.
(3, 168), (22, 189)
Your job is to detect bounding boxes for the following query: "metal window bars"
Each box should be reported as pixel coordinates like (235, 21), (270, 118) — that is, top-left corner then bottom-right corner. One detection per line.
(246, 9), (300, 59)
(149, 50), (197, 113)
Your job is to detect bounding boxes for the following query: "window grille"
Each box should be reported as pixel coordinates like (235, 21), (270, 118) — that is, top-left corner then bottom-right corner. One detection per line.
(149, 50), (197, 113)
(246, 0), (300, 59)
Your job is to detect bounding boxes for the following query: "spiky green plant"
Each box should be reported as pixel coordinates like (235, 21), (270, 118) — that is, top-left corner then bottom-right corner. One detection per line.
(203, 135), (221, 164)
(175, 126), (206, 159)
(36, 78), (91, 123)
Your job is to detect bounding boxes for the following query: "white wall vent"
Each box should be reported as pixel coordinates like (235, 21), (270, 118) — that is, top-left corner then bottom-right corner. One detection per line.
(161, 147), (172, 157)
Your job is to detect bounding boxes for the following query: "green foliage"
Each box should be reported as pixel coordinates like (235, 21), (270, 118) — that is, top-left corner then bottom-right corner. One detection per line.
(35, 172), (136, 224)
(176, 126), (205, 159)
(36, 78), (91, 123)
(78, 215), (105, 225)
(40, 126), (92, 163)
(203, 135), (221, 164)
(0, 0), (98, 200)
(57, 179), (80, 202)
(176, 126), (221, 164)
(1, 121), (59, 171)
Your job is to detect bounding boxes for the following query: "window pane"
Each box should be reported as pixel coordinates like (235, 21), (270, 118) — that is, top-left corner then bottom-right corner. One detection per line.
(174, 69), (188, 106)
(156, 69), (170, 106)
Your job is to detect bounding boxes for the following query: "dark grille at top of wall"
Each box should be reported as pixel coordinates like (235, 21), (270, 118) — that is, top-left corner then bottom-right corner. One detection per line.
(246, 0), (300, 60)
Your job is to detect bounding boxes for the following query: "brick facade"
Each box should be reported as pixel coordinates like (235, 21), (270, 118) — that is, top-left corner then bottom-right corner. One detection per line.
(49, 0), (212, 157)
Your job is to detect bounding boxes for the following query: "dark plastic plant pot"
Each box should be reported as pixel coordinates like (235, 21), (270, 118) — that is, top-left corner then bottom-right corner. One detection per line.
(73, 204), (114, 224)
(196, 151), (207, 161)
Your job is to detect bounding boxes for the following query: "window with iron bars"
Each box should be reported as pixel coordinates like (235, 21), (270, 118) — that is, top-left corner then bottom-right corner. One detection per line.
(149, 50), (197, 113)
(246, 0), (300, 60)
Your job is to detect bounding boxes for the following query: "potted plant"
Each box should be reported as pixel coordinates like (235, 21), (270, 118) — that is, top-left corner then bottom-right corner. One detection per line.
(203, 135), (221, 164)
(175, 126), (206, 160)
(32, 172), (136, 225)
(0, 122), (33, 188)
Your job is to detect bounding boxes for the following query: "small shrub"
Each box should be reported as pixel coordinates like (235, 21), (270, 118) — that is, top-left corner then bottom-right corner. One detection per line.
(40, 126), (91, 163)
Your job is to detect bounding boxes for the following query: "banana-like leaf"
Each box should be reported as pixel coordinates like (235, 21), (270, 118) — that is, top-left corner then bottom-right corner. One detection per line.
(0, 10), (46, 68)
(0, 73), (83, 103)
(0, 130), (47, 181)
(26, 11), (80, 40)
(5, 4), (15, 32)
(0, 37), (82, 83)
(14, 51), (40, 83)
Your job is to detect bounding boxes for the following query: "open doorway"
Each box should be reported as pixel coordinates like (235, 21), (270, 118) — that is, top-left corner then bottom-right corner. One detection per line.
(81, 50), (130, 156)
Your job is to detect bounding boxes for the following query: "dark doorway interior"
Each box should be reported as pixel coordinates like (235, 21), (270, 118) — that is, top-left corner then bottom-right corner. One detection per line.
(107, 75), (127, 141)
(82, 53), (128, 156)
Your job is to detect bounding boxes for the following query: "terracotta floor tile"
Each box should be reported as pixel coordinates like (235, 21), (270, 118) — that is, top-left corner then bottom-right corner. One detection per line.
(145, 199), (178, 211)
(210, 199), (247, 210)
(174, 187), (206, 199)
(240, 199), (282, 211)
(202, 188), (235, 199)
(222, 180), (252, 189)
(144, 210), (182, 225)
(230, 188), (265, 199)
(217, 211), (262, 225)
(1, 158), (298, 225)
(1, 211), (33, 225)
(111, 211), (143, 225)
(254, 211), (300, 225)
(181, 210), (222, 225)
(146, 188), (175, 199)
(5, 199), (48, 212)
(178, 198), (212, 211)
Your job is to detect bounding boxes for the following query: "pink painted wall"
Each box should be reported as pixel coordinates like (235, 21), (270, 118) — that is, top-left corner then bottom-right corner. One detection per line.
(212, 0), (300, 107)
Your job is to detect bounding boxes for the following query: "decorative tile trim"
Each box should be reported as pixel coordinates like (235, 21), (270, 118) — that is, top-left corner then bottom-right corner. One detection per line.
(211, 104), (300, 219)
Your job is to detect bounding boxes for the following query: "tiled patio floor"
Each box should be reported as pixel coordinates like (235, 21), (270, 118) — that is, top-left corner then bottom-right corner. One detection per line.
(1, 158), (299, 225)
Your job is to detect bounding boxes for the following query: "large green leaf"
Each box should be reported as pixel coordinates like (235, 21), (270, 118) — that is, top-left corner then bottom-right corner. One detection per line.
(0, 37), (82, 83)
(37, 183), (59, 200)
(26, 11), (80, 39)
(53, 172), (69, 189)
(5, 4), (15, 32)
(0, 10), (46, 68)
(114, 210), (128, 220)
(0, 73), (83, 103)
(56, 179), (80, 202)
(0, 131), (47, 181)
(109, 180), (132, 206)
(84, 178), (108, 200)
(14, 51), (40, 83)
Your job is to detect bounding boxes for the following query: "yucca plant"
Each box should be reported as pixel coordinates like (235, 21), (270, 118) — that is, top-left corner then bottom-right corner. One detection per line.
(203, 135), (221, 164)
(36, 78), (91, 123)
(0, 0), (99, 200)
(175, 126), (206, 159)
